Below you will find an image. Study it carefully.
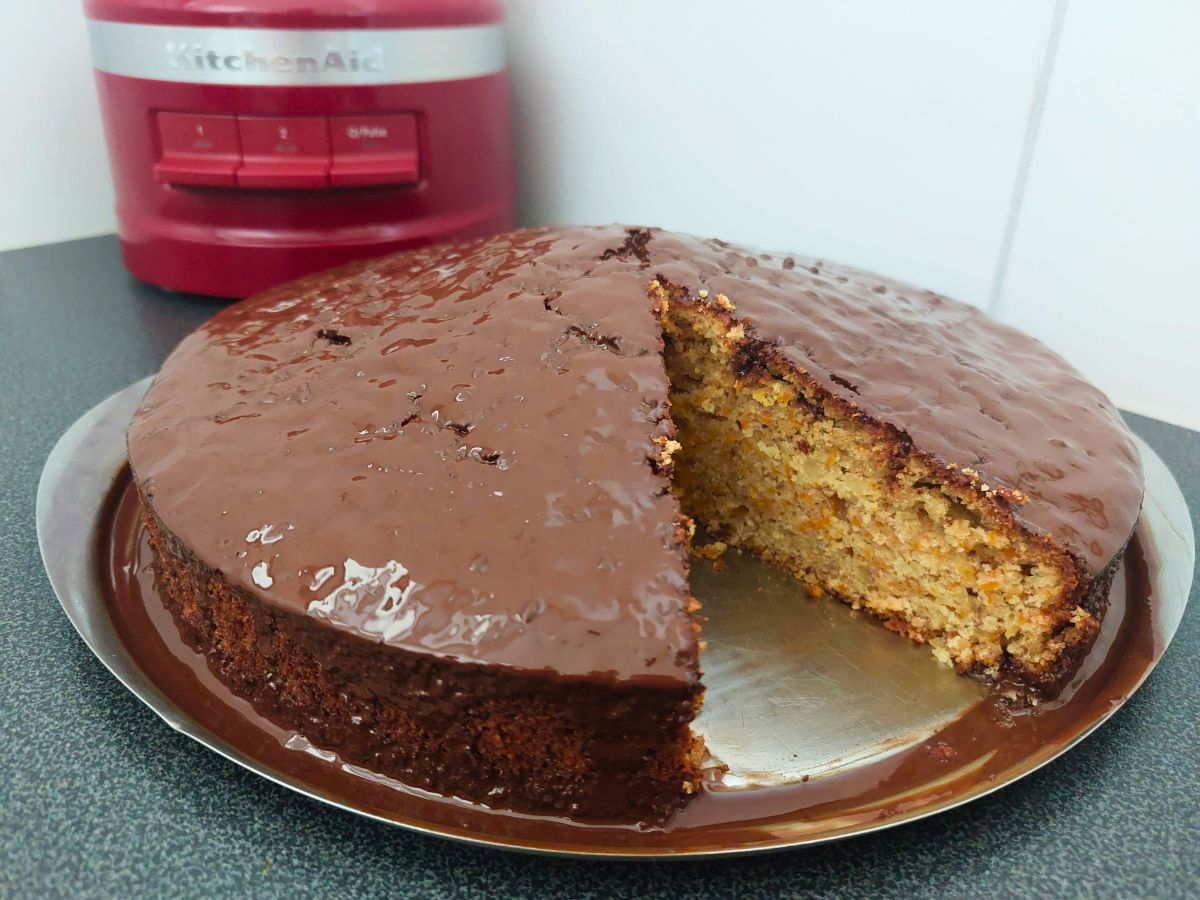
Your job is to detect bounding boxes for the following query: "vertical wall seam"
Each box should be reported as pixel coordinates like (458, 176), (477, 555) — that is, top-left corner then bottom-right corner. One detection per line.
(988, 0), (1069, 318)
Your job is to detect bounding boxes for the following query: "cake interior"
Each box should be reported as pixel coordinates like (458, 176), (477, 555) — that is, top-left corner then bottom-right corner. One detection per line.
(657, 287), (1088, 682)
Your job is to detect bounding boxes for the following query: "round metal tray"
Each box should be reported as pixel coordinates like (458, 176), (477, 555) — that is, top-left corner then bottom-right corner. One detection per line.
(37, 378), (1194, 858)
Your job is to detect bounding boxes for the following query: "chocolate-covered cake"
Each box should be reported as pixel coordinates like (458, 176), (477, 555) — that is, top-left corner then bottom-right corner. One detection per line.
(128, 226), (1143, 822)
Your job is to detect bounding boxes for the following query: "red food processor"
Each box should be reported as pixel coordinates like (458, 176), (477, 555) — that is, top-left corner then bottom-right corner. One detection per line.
(84, 0), (514, 297)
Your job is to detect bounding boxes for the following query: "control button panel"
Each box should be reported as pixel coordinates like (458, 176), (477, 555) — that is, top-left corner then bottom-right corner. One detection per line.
(154, 113), (241, 186)
(330, 115), (419, 187)
(154, 112), (420, 190)
(236, 117), (332, 189)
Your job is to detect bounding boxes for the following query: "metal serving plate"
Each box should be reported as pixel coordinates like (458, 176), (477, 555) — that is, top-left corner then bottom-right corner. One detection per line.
(38, 378), (1194, 858)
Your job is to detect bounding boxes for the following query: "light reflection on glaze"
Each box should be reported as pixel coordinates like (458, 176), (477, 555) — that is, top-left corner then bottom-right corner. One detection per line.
(245, 523), (287, 545)
(308, 559), (425, 642)
(251, 561), (273, 588)
(308, 566), (336, 592)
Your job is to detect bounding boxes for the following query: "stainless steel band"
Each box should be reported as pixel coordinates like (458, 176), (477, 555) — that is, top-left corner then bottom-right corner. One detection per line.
(87, 20), (506, 86)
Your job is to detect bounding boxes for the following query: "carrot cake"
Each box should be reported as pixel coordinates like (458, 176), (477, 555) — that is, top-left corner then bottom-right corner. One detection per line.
(127, 226), (1143, 822)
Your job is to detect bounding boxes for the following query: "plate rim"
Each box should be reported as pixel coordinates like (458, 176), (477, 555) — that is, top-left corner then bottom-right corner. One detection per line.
(36, 377), (1196, 859)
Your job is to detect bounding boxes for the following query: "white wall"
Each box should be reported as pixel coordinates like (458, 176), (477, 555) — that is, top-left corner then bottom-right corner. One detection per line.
(993, 0), (1200, 430)
(1, 2), (115, 250)
(508, 0), (1057, 309)
(2, 1), (1197, 430)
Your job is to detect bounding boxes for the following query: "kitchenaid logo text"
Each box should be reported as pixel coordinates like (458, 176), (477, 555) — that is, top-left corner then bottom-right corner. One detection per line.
(166, 42), (384, 75)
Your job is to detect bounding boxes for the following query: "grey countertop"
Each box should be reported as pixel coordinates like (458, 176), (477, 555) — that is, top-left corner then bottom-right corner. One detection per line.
(2, 236), (1197, 898)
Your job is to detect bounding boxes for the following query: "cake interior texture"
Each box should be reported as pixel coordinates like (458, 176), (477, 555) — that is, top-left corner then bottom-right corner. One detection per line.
(657, 287), (1098, 684)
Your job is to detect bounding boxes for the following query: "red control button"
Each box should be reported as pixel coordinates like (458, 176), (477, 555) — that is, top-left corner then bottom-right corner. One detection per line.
(329, 114), (419, 187)
(236, 117), (331, 189)
(155, 113), (241, 187)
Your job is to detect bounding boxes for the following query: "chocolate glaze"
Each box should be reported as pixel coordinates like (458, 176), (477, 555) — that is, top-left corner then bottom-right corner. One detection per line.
(130, 228), (694, 683)
(127, 225), (1143, 690)
(101, 469), (1161, 851)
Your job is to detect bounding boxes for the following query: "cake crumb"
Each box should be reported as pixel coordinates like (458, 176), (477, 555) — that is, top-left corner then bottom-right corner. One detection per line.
(692, 540), (728, 560)
(926, 741), (958, 762)
(714, 293), (735, 312)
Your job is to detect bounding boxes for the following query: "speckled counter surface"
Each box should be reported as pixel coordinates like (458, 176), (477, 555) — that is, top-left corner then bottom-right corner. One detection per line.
(2, 236), (1197, 899)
